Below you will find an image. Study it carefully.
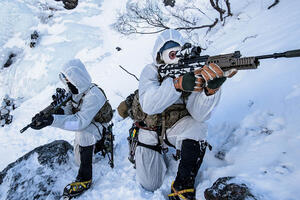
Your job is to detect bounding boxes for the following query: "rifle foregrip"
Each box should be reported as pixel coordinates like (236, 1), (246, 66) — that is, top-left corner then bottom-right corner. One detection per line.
(284, 49), (300, 58)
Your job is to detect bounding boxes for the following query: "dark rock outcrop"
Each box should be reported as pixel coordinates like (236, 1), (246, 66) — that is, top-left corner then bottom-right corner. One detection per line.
(215, 151), (226, 160)
(30, 31), (39, 48)
(0, 95), (17, 127)
(0, 140), (73, 200)
(163, 0), (176, 7)
(62, 0), (78, 10)
(3, 53), (16, 68)
(204, 177), (256, 200)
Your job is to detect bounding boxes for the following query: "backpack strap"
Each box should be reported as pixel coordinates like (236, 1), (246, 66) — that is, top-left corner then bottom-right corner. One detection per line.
(92, 83), (107, 99)
(164, 134), (175, 148)
(137, 142), (162, 154)
(134, 122), (163, 154)
(72, 83), (105, 113)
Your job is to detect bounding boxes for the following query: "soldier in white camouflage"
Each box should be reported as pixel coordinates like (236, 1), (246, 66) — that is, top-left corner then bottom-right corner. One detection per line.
(118, 29), (237, 200)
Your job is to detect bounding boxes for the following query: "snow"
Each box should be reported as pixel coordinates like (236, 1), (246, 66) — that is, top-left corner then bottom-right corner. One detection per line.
(0, 0), (300, 199)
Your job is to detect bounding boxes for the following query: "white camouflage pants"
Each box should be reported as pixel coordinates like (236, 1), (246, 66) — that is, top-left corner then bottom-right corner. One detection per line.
(74, 122), (103, 166)
(135, 116), (207, 191)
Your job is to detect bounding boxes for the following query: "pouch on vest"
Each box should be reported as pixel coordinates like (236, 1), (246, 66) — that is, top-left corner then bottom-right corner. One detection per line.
(130, 90), (190, 129)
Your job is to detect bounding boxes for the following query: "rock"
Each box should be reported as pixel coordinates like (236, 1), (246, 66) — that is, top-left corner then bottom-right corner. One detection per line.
(62, 0), (78, 10)
(204, 177), (256, 200)
(2, 95), (18, 110)
(163, 0), (176, 7)
(0, 109), (12, 127)
(215, 151), (226, 160)
(0, 140), (73, 200)
(3, 53), (16, 68)
(30, 31), (39, 48)
(0, 95), (22, 127)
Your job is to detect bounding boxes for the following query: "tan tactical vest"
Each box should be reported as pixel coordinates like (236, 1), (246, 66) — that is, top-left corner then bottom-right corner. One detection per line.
(131, 90), (190, 129)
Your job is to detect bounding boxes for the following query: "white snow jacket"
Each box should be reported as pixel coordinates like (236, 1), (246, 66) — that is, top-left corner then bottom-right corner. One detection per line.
(51, 59), (106, 141)
(139, 29), (221, 129)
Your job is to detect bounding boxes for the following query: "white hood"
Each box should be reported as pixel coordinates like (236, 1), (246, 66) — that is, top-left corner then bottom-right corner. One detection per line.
(152, 29), (186, 65)
(61, 59), (92, 94)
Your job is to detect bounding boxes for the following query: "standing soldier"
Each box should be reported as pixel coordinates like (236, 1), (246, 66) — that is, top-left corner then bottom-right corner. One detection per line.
(30, 59), (113, 199)
(118, 29), (236, 200)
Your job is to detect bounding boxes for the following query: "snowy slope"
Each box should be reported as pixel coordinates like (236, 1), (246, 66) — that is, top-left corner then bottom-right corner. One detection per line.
(0, 0), (300, 199)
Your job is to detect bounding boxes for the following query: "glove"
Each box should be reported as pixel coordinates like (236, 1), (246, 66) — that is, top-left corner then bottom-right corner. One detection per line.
(30, 113), (54, 130)
(195, 63), (237, 95)
(54, 107), (64, 115)
(173, 72), (204, 92)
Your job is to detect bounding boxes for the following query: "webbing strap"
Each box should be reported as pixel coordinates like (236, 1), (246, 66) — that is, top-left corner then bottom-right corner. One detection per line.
(137, 141), (162, 154)
(68, 180), (91, 193)
(74, 83), (106, 111)
(93, 83), (107, 99)
(160, 112), (166, 147)
(164, 134), (175, 148)
(134, 121), (157, 131)
(133, 122), (164, 154)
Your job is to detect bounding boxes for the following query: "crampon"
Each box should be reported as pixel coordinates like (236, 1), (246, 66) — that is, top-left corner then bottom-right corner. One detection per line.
(62, 180), (92, 200)
(168, 181), (196, 200)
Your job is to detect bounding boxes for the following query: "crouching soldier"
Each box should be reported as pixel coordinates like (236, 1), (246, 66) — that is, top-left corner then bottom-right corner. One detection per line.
(118, 29), (236, 200)
(29, 59), (113, 198)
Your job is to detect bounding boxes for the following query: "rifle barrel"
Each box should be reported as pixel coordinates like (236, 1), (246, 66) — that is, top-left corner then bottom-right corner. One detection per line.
(20, 124), (31, 133)
(256, 49), (300, 60)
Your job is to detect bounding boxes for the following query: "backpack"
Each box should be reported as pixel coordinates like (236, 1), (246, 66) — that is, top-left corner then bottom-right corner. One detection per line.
(93, 86), (113, 123)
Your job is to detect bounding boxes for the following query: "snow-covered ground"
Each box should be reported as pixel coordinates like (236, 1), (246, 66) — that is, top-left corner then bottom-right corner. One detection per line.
(0, 0), (299, 199)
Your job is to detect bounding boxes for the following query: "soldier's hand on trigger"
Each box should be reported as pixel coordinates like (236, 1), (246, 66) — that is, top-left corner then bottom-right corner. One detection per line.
(194, 63), (237, 95)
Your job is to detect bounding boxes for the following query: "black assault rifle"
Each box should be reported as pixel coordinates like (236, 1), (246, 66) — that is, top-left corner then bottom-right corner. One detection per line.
(158, 43), (300, 78)
(95, 123), (115, 168)
(20, 88), (72, 133)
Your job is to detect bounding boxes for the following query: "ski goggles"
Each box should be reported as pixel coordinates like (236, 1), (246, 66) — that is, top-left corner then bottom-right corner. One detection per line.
(168, 50), (178, 60)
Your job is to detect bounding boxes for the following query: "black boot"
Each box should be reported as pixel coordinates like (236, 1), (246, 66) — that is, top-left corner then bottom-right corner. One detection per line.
(168, 139), (206, 200)
(63, 145), (93, 199)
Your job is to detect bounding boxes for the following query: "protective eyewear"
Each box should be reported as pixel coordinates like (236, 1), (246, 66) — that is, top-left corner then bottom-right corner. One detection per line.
(169, 51), (178, 60)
